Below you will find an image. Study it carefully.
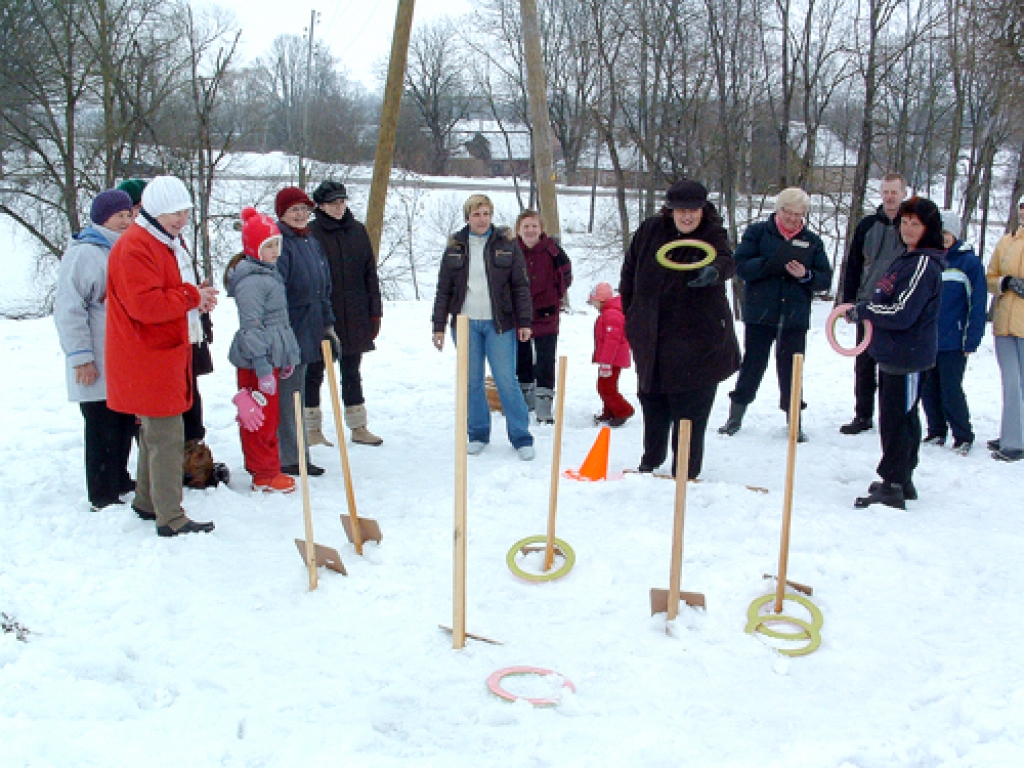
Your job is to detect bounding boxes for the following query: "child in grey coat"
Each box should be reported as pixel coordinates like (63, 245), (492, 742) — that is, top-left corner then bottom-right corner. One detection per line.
(225, 208), (302, 493)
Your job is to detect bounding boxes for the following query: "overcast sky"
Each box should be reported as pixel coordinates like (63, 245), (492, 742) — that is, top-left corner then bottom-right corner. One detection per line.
(198, 0), (473, 91)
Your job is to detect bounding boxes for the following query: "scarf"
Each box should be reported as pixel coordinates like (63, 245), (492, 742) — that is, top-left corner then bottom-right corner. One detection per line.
(138, 210), (203, 343)
(775, 214), (802, 241)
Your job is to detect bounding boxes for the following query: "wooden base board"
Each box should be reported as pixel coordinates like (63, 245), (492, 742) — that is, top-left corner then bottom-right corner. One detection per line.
(650, 587), (707, 614)
(294, 539), (347, 575)
(438, 624), (504, 645)
(340, 515), (383, 546)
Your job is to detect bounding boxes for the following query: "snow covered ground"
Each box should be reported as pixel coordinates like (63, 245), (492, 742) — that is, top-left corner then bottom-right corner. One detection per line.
(3, 281), (1024, 765)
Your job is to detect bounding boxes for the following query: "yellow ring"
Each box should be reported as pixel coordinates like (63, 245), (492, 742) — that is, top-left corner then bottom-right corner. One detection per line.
(655, 239), (717, 271)
(506, 535), (576, 582)
(753, 615), (822, 657)
(745, 593), (823, 639)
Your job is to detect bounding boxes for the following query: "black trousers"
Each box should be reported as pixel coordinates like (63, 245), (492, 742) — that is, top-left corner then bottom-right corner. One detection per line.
(80, 400), (136, 506)
(853, 324), (878, 421)
(305, 354), (364, 408)
(731, 323), (806, 411)
(182, 372), (205, 443)
(638, 384), (718, 479)
(517, 334), (559, 390)
(877, 370), (922, 486)
(920, 351), (973, 444)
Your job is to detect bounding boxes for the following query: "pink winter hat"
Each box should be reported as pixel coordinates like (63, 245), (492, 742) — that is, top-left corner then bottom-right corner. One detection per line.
(240, 207), (281, 258)
(589, 282), (614, 304)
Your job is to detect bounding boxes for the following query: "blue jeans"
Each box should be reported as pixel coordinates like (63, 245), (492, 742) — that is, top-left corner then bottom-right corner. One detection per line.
(457, 319), (533, 449)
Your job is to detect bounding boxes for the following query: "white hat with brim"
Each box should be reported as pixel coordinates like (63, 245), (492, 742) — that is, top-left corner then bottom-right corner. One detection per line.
(141, 176), (194, 218)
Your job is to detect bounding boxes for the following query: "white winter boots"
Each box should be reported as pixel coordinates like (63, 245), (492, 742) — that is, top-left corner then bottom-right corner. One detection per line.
(345, 404), (383, 446)
(304, 407), (334, 447)
(535, 387), (555, 425)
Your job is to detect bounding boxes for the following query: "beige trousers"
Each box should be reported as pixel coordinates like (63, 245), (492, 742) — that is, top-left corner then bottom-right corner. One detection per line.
(134, 415), (186, 530)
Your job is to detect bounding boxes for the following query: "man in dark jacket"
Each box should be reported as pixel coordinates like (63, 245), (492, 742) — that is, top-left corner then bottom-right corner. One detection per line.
(309, 181), (384, 446)
(848, 196), (944, 510)
(838, 173), (908, 434)
(720, 187), (833, 440)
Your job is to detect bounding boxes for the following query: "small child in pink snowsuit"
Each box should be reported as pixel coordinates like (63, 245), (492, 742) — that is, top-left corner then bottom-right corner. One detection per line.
(588, 282), (635, 426)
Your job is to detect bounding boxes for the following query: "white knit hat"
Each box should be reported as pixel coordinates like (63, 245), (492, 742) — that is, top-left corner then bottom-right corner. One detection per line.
(940, 209), (961, 240)
(141, 176), (194, 217)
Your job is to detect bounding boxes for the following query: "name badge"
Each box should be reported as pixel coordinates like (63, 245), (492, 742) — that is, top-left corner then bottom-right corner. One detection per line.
(792, 239), (810, 248)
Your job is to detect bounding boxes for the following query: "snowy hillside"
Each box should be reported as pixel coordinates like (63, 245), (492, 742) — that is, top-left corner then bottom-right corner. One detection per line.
(3, 291), (1024, 766)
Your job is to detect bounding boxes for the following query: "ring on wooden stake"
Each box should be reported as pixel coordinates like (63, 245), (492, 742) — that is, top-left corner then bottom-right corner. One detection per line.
(826, 304), (873, 357)
(655, 239), (716, 271)
(506, 535), (576, 582)
(487, 666), (575, 706)
(745, 593), (823, 656)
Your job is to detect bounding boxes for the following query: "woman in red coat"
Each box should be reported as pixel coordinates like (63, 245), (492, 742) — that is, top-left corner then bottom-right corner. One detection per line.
(106, 176), (219, 537)
(515, 210), (572, 424)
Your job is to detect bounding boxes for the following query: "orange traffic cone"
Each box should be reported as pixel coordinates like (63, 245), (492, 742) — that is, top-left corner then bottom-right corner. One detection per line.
(564, 426), (611, 481)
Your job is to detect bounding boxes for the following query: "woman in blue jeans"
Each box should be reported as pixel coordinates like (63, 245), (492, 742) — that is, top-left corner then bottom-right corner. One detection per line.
(432, 194), (535, 460)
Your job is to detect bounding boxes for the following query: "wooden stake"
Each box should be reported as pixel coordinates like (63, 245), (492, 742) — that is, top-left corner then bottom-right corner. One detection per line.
(321, 340), (382, 554)
(775, 353), (804, 614)
(295, 392), (318, 591)
(453, 315), (469, 650)
(365, 0), (416, 256)
(544, 356), (568, 571)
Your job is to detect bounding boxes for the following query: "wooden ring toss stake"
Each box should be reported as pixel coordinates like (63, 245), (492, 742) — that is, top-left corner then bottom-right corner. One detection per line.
(655, 239), (716, 271)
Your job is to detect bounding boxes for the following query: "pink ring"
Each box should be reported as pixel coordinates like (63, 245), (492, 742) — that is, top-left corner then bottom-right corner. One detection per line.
(826, 304), (873, 357)
(486, 666), (575, 706)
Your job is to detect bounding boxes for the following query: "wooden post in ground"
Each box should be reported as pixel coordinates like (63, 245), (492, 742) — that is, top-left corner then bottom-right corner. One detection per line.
(453, 315), (469, 649)
(519, 0), (561, 240)
(774, 353), (804, 614)
(365, 0), (416, 257)
(544, 356), (568, 571)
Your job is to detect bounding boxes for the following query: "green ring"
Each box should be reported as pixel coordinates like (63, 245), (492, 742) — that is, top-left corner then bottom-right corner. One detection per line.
(655, 239), (716, 271)
(752, 615), (822, 657)
(506, 535), (576, 582)
(745, 593), (824, 639)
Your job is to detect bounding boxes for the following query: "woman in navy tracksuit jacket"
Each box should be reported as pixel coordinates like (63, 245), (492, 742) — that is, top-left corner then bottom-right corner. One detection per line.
(848, 196), (944, 510)
(920, 211), (986, 453)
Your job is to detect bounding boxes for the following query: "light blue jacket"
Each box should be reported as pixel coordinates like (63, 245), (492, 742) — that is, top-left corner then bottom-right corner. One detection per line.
(53, 225), (121, 402)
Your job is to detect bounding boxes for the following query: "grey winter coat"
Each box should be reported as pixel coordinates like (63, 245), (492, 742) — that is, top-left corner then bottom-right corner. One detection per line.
(53, 224), (122, 402)
(226, 256), (302, 377)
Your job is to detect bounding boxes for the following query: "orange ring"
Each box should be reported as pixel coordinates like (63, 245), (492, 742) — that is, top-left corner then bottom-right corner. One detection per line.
(486, 666), (575, 706)
(826, 304), (873, 357)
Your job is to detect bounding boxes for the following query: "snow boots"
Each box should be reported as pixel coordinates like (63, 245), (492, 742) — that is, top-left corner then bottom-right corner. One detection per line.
(854, 481), (906, 510)
(304, 407), (334, 447)
(535, 387), (555, 425)
(346, 404), (383, 446)
(718, 401), (746, 436)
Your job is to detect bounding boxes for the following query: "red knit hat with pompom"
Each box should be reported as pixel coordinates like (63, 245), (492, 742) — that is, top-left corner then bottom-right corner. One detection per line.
(241, 207), (281, 258)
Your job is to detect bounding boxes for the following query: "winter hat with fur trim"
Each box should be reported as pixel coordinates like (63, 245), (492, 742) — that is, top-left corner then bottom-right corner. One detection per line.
(90, 189), (133, 226)
(141, 175), (193, 217)
(241, 208), (281, 258)
(274, 186), (314, 218)
(940, 209), (961, 240)
(589, 282), (614, 305)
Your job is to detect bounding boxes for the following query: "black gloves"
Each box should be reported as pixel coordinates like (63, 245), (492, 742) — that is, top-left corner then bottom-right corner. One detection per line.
(1003, 276), (1024, 298)
(845, 305), (860, 324)
(688, 265), (719, 288)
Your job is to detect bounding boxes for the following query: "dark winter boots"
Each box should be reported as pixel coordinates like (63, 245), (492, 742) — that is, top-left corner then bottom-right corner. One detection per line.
(854, 481), (906, 510)
(718, 401), (746, 436)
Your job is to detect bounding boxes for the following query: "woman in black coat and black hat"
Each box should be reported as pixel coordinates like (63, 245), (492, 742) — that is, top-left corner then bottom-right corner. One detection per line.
(308, 180), (384, 446)
(619, 180), (741, 479)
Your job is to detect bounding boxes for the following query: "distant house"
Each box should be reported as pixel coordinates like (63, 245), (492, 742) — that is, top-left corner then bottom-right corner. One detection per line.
(750, 122), (858, 195)
(562, 140), (653, 188)
(447, 120), (550, 178)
